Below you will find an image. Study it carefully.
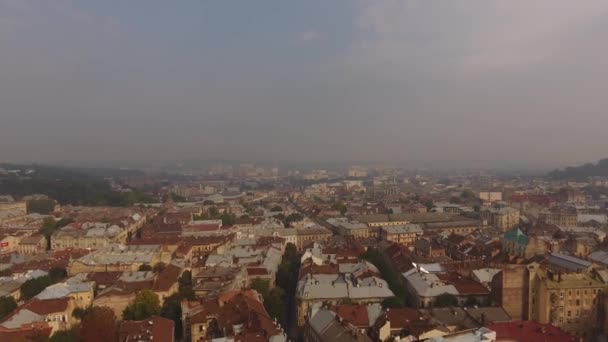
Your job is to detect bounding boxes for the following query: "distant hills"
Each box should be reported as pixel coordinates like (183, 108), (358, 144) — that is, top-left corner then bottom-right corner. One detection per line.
(547, 159), (608, 181)
(0, 164), (151, 206)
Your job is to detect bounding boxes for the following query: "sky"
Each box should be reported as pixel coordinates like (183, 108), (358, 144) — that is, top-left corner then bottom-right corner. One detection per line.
(1, 0), (608, 167)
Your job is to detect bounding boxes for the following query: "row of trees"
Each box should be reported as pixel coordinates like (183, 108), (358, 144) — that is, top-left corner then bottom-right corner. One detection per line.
(361, 248), (410, 308)
(250, 243), (299, 327)
(271, 212), (304, 228)
(20, 267), (68, 301)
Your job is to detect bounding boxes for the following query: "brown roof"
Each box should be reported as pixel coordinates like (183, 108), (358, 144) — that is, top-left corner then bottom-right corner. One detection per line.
(246, 268), (270, 276)
(153, 264), (183, 292)
(188, 290), (281, 339)
(436, 272), (489, 295)
(25, 298), (69, 315)
(0, 323), (52, 340)
(87, 272), (122, 288)
(333, 305), (370, 327)
(118, 316), (174, 342)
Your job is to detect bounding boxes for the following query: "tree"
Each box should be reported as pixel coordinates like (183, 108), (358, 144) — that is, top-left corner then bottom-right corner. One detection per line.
(331, 203), (348, 216)
(208, 206), (219, 218)
(161, 294), (183, 340)
(434, 293), (458, 307)
(464, 296), (479, 306)
(123, 289), (161, 320)
(423, 199), (435, 211)
(178, 270), (195, 300)
(250, 279), (285, 322)
(79, 306), (117, 342)
(270, 205), (283, 212)
(362, 248), (409, 308)
(220, 212), (236, 225)
(27, 199), (56, 215)
(138, 264), (153, 272)
(203, 200), (215, 205)
(283, 213), (304, 227)
(49, 267), (67, 283)
(20, 276), (53, 300)
(460, 190), (476, 200)
(0, 296), (17, 320)
(449, 196), (462, 204)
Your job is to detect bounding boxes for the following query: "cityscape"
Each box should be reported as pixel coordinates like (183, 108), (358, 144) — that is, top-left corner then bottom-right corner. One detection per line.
(2, 1), (608, 342)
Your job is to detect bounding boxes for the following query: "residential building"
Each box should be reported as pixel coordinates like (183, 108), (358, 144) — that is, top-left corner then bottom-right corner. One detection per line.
(17, 235), (47, 255)
(182, 290), (286, 342)
(381, 224), (423, 248)
(304, 306), (372, 342)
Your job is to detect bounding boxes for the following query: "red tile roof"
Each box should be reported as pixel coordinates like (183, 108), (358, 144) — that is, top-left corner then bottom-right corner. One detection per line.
(437, 272), (489, 295)
(24, 298), (70, 315)
(0, 323), (52, 340)
(487, 321), (576, 342)
(118, 316), (174, 342)
(152, 264), (182, 292)
(333, 305), (370, 327)
(246, 268), (270, 276)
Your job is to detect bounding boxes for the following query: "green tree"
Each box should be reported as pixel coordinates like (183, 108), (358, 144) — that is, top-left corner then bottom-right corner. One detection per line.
(362, 248), (409, 308)
(178, 270), (195, 300)
(220, 212), (236, 225)
(249, 279), (285, 322)
(203, 200), (215, 205)
(79, 306), (117, 342)
(283, 213), (304, 227)
(27, 199), (56, 215)
(449, 196), (462, 204)
(0, 296), (17, 320)
(208, 206), (219, 218)
(434, 293), (458, 307)
(123, 289), (161, 320)
(460, 189), (476, 200)
(49, 267), (67, 283)
(464, 296), (479, 306)
(423, 199), (435, 211)
(20, 276), (53, 300)
(331, 203), (348, 216)
(161, 294), (183, 340)
(270, 205), (283, 212)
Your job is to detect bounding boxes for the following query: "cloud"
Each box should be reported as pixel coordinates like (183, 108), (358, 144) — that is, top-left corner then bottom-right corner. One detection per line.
(351, 0), (608, 74)
(299, 30), (320, 42)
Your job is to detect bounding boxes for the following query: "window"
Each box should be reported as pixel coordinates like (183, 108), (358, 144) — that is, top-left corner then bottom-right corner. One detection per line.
(576, 300), (580, 306)
(567, 310), (571, 317)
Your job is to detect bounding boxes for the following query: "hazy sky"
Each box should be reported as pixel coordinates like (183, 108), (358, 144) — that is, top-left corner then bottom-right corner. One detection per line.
(2, 1), (608, 166)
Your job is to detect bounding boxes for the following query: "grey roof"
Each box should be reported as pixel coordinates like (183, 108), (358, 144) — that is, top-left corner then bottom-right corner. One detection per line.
(578, 214), (608, 224)
(383, 224), (423, 235)
(309, 307), (337, 333)
(35, 281), (93, 300)
(547, 252), (592, 271)
(589, 250), (608, 265)
(403, 269), (459, 298)
(471, 268), (501, 284)
(0, 309), (41, 329)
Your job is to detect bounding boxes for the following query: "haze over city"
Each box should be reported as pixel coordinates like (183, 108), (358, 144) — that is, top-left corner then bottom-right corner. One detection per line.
(2, 0), (608, 166)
